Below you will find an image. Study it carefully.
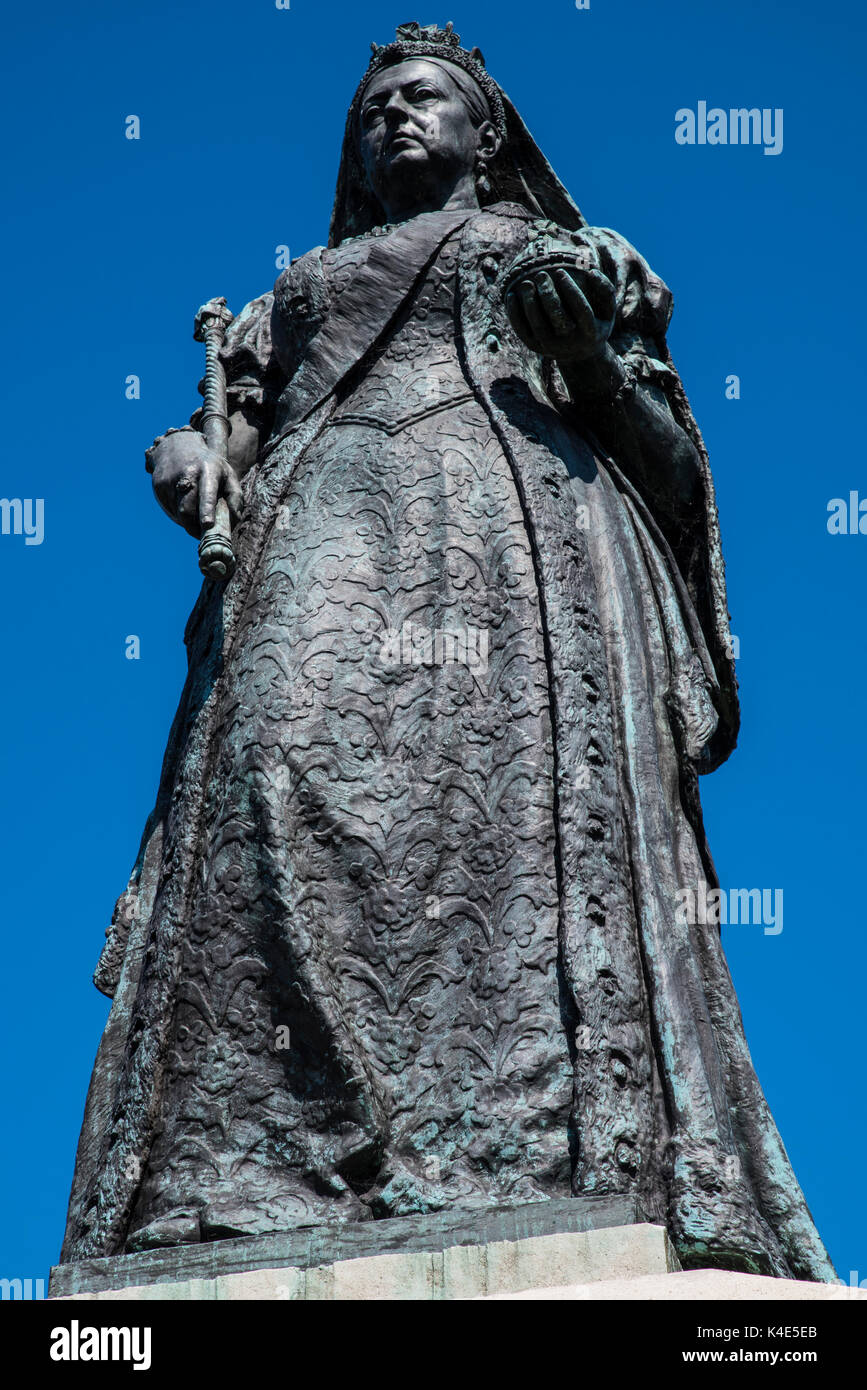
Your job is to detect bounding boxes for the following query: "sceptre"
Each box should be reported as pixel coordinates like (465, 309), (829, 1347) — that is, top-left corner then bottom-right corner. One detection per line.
(194, 297), (236, 581)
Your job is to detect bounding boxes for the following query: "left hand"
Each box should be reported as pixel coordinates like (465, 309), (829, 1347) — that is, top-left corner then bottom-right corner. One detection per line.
(505, 263), (616, 362)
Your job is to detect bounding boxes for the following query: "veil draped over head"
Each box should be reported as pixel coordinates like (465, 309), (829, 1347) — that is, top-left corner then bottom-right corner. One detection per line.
(329, 20), (586, 245)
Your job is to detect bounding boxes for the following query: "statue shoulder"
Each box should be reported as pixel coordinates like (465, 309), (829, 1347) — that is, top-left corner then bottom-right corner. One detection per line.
(272, 244), (326, 296)
(271, 246), (334, 377)
(458, 204), (534, 264)
(271, 239), (377, 375)
(272, 246), (334, 321)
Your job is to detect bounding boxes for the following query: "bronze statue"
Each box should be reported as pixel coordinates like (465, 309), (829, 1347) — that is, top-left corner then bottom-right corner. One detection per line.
(60, 21), (834, 1282)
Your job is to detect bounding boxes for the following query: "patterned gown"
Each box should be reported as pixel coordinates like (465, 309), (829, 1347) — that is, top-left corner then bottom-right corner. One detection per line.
(129, 227), (576, 1243)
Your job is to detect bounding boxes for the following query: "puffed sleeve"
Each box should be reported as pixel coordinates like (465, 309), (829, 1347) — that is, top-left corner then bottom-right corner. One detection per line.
(190, 292), (285, 430)
(585, 226), (678, 399)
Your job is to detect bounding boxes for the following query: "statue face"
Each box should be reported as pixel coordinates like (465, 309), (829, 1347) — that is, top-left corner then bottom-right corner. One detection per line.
(357, 59), (490, 215)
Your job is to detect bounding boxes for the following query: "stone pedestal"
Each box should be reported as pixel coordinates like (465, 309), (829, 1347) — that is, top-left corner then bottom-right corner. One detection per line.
(49, 1198), (857, 1302)
(50, 1196), (669, 1301)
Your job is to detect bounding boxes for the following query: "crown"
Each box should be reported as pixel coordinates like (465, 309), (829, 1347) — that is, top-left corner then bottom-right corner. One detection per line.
(354, 20), (506, 136)
(372, 20), (478, 61)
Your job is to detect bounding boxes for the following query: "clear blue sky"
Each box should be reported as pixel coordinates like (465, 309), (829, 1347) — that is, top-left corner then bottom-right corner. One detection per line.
(1, 0), (864, 1288)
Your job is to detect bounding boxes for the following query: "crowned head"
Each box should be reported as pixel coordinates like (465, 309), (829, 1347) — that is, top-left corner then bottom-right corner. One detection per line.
(351, 23), (505, 222)
(329, 21), (584, 244)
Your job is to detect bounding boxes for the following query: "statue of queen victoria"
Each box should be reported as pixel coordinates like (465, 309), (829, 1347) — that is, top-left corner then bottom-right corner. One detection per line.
(60, 21), (834, 1282)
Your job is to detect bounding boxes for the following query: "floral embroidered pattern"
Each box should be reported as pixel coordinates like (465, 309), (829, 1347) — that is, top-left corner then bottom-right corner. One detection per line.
(130, 232), (572, 1242)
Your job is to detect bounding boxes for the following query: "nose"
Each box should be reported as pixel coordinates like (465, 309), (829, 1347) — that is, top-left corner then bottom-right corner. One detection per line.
(383, 90), (413, 127)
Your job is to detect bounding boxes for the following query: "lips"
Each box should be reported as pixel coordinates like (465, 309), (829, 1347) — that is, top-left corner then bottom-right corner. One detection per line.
(385, 132), (423, 154)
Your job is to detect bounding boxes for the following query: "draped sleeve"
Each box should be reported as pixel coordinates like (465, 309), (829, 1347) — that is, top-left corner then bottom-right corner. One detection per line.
(189, 291), (284, 433)
(581, 226), (740, 769)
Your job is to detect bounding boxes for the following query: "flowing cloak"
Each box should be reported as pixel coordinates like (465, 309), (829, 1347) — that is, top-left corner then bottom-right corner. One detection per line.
(58, 200), (835, 1282)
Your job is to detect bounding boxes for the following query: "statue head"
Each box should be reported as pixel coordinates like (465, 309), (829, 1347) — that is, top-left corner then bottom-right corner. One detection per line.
(356, 56), (502, 222)
(329, 21), (585, 245)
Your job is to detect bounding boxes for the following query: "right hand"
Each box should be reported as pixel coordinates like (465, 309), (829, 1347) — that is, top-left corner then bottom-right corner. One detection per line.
(504, 257), (616, 364)
(147, 428), (243, 539)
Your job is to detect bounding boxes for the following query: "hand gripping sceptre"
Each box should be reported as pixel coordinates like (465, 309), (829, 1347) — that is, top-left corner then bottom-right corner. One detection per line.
(194, 297), (236, 581)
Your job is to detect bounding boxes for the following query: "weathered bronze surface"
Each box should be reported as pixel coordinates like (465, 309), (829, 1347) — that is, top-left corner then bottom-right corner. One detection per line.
(59, 22), (835, 1283)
